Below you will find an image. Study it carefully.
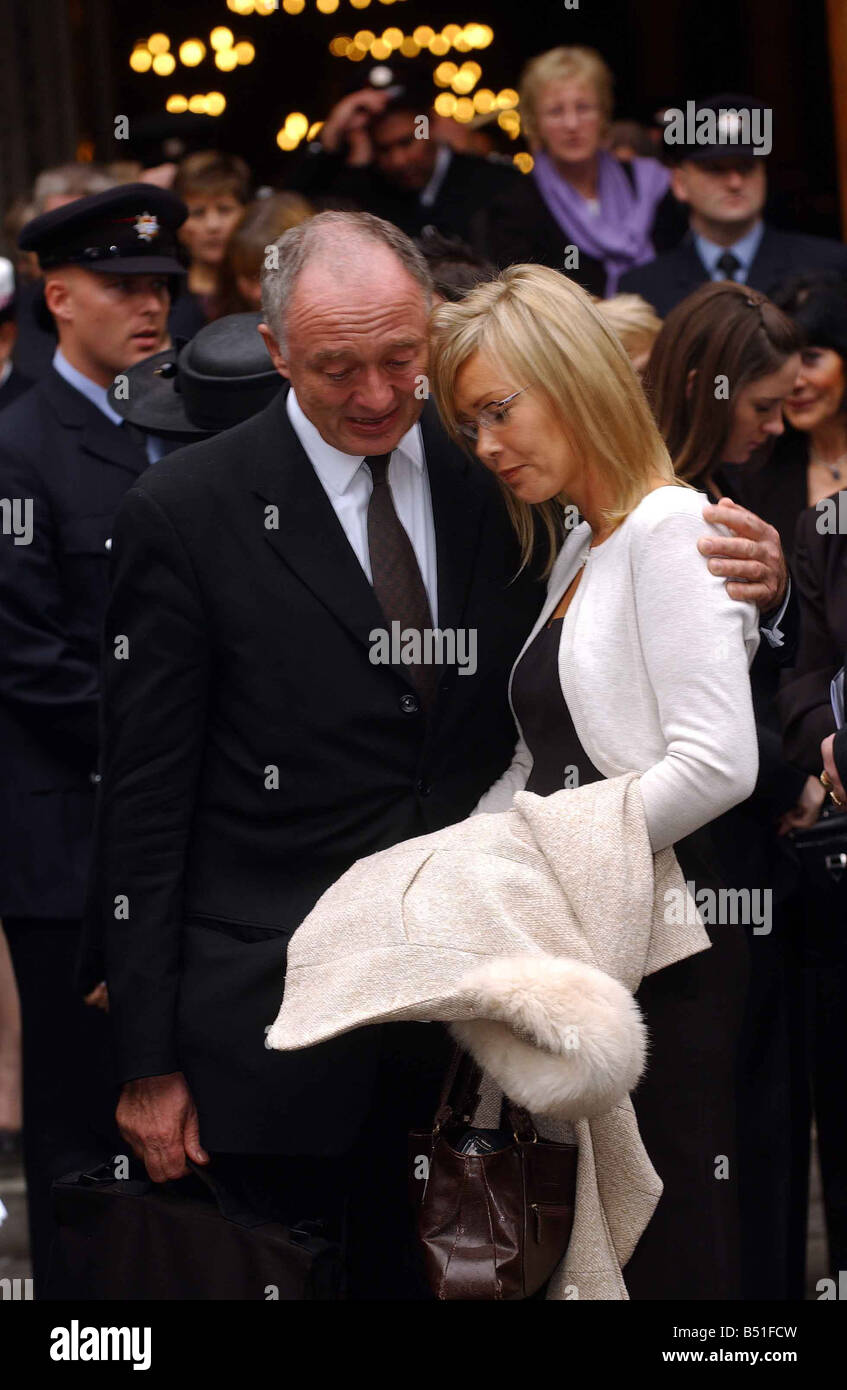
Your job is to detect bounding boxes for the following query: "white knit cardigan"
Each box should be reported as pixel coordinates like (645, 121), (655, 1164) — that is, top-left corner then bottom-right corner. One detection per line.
(476, 485), (761, 850)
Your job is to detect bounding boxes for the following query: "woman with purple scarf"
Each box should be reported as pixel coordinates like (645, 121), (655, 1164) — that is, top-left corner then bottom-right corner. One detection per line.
(483, 47), (678, 297)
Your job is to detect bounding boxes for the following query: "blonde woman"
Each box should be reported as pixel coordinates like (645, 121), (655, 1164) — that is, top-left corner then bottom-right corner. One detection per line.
(483, 48), (675, 293)
(595, 292), (662, 378)
(429, 264), (759, 1299)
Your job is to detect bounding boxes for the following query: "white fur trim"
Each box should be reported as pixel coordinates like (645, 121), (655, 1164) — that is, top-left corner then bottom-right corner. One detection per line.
(450, 955), (647, 1119)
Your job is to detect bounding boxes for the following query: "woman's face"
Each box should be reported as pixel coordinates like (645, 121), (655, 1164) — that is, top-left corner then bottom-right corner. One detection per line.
(178, 193), (244, 268)
(534, 79), (604, 166)
(453, 350), (580, 503)
(235, 270), (262, 310)
(784, 346), (846, 434)
(722, 355), (801, 463)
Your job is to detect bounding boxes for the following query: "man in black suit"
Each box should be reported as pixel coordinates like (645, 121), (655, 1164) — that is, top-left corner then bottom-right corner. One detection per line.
(0, 183), (188, 1289)
(620, 95), (847, 316)
(290, 80), (520, 249)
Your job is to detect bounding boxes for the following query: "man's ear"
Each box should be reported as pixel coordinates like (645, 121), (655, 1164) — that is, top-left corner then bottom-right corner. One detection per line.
(685, 367), (697, 400)
(43, 274), (72, 326)
(670, 165), (690, 206)
(257, 321), (290, 380)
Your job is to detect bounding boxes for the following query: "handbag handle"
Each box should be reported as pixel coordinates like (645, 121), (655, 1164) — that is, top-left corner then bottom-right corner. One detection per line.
(184, 1159), (272, 1229)
(433, 1047), (537, 1142)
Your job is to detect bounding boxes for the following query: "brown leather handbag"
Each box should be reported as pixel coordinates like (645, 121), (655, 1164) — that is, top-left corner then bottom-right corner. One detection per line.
(409, 1048), (578, 1300)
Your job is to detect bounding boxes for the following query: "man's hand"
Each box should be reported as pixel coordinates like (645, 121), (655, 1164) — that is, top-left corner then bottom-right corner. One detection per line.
(699, 498), (787, 613)
(821, 733), (847, 806)
(319, 87), (390, 164)
(116, 1072), (208, 1184)
(83, 980), (109, 1011)
(777, 774), (827, 836)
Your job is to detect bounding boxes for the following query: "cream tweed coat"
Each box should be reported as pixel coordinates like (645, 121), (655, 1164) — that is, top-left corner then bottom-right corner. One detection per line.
(266, 773), (709, 1300)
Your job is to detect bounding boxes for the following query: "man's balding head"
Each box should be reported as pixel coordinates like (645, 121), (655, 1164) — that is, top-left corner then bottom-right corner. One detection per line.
(259, 212), (433, 455)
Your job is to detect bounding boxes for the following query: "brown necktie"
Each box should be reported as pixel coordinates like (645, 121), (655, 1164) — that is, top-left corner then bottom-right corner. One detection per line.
(366, 453), (438, 709)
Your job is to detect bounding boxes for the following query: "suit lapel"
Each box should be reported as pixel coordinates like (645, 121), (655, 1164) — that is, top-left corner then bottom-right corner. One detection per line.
(247, 391), (402, 665)
(42, 369), (148, 478)
(419, 398), (487, 635)
(748, 228), (787, 295)
(674, 236), (710, 297)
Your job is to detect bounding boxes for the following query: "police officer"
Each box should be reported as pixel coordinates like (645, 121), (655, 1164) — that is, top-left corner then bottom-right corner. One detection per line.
(0, 183), (187, 1291)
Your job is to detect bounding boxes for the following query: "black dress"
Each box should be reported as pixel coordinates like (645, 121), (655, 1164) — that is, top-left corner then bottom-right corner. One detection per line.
(511, 615), (749, 1300)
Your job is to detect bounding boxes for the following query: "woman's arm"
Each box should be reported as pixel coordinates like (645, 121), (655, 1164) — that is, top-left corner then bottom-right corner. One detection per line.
(631, 508), (760, 851)
(472, 732), (533, 815)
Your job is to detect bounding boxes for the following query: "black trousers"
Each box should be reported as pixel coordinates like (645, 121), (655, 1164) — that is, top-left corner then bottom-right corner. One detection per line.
(3, 918), (120, 1294)
(212, 1021), (452, 1300)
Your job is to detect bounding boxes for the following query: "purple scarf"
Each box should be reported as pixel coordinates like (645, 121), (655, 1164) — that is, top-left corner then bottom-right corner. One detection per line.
(532, 149), (671, 295)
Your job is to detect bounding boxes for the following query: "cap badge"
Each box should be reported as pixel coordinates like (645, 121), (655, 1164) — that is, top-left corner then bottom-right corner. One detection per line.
(134, 213), (160, 243)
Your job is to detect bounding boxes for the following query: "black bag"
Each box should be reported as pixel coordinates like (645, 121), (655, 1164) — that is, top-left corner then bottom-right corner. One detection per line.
(46, 1159), (344, 1300)
(790, 804), (847, 903)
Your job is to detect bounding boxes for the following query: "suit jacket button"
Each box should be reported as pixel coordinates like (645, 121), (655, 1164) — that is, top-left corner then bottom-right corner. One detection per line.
(400, 693), (419, 715)
(89, 772), (101, 785)
(104, 537), (112, 551)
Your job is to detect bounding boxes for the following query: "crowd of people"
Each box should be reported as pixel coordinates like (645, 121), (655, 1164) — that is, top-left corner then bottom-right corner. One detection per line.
(2, 43), (847, 1302)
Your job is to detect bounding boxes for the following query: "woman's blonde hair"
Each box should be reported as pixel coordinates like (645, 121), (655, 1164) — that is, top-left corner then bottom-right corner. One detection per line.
(595, 293), (663, 360)
(520, 46), (614, 149)
(429, 265), (679, 573)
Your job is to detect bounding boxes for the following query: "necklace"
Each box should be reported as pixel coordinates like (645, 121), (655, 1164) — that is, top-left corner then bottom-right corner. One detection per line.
(811, 452), (847, 481)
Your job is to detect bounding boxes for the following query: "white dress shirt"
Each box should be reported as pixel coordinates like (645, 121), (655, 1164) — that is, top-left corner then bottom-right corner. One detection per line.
(285, 387), (439, 624)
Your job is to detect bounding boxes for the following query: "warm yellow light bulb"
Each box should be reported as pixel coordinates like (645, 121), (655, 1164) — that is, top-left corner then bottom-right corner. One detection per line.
(285, 112), (309, 139)
(215, 48), (238, 71)
(441, 24), (461, 42)
(235, 41), (255, 64)
(370, 38), (391, 59)
(428, 35), (449, 55)
(317, 0), (339, 12)
(453, 98), (475, 123)
(476, 25), (493, 47)
(210, 27), (234, 50)
(188, 94), (208, 114)
(130, 48), (153, 73)
(413, 26), (434, 45)
(148, 33), (170, 55)
(166, 94), (188, 113)
(433, 62), (457, 87)
(354, 29), (375, 46)
(179, 40), (206, 67)
(382, 26), (403, 47)
(473, 88), (495, 113)
(496, 89), (519, 108)
(329, 36), (351, 56)
(433, 92), (457, 117)
(451, 72), (476, 95)
(399, 37), (419, 56)
(277, 130), (299, 151)
(255, 0), (277, 13)
(282, 0), (305, 12)
(307, 120), (324, 140)
(205, 92), (227, 116)
(513, 152), (534, 174)
(349, 0), (371, 8)
(152, 53), (176, 76)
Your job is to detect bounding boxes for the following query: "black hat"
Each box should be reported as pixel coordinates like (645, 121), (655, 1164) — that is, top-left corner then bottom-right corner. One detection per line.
(107, 312), (282, 438)
(19, 183), (188, 276)
(661, 94), (771, 164)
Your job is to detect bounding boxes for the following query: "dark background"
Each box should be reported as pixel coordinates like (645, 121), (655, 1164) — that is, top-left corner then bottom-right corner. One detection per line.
(0, 0), (840, 236)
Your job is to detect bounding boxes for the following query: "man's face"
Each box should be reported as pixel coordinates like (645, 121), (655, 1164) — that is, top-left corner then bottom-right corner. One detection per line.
(178, 191), (244, 267)
(671, 157), (766, 229)
(45, 268), (170, 384)
(371, 111), (438, 192)
(260, 248), (430, 456)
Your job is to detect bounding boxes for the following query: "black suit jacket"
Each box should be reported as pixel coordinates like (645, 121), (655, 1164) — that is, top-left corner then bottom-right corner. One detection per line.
(619, 226), (847, 317)
(0, 366), (33, 412)
(778, 499), (847, 775)
(0, 370), (149, 919)
(83, 389), (544, 1152)
(290, 145), (521, 249)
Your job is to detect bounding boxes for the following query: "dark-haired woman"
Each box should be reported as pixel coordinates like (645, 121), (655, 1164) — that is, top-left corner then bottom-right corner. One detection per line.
(645, 281), (815, 1300)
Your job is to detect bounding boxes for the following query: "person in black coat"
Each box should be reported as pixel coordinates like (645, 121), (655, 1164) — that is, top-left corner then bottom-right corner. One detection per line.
(621, 97), (847, 316)
(0, 258), (32, 411)
(81, 211), (545, 1298)
(289, 81), (521, 251)
(0, 183), (188, 1291)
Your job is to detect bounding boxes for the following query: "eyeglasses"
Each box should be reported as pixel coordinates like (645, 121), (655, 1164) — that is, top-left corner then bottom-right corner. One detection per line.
(456, 386), (530, 443)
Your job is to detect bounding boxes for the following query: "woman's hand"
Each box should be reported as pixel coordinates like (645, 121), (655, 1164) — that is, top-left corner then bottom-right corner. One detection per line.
(777, 774), (827, 836)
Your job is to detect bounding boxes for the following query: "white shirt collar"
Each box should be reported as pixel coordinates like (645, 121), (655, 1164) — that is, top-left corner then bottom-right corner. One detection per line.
(420, 144), (453, 208)
(0, 362), (12, 390)
(693, 220), (765, 278)
(52, 347), (124, 427)
(285, 386), (424, 495)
